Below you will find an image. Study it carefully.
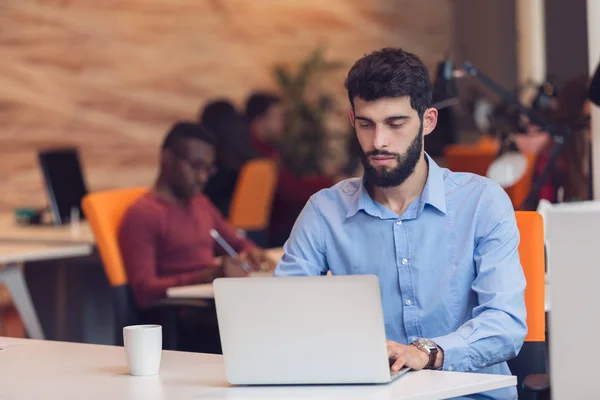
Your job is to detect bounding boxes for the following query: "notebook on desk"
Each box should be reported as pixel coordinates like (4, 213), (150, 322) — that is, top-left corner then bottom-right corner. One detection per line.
(213, 275), (410, 385)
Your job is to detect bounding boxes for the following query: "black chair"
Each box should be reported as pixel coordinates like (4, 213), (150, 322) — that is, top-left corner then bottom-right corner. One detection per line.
(508, 341), (550, 399)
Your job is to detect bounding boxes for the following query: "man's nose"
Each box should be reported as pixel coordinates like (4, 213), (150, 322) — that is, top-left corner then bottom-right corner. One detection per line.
(196, 170), (209, 184)
(372, 126), (390, 149)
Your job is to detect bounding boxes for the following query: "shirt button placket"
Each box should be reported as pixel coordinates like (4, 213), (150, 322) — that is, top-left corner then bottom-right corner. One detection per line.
(395, 218), (416, 340)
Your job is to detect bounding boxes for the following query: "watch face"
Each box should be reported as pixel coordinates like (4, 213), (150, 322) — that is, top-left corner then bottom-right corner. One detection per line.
(416, 338), (437, 350)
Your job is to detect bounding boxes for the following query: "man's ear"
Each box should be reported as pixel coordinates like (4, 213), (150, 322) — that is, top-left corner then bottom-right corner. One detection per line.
(349, 109), (356, 127)
(422, 107), (439, 136)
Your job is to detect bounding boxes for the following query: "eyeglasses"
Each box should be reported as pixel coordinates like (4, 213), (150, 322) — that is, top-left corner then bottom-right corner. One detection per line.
(170, 149), (217, 177)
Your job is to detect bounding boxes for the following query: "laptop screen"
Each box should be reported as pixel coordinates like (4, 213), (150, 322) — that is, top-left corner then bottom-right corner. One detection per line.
(38, 148), (88, 224)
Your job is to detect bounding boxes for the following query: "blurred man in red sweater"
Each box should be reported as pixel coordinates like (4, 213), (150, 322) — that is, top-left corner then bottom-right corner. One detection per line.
(118, 122), (274, 353)
(245, 93), (334, 246)
(119, 122), (273, 308)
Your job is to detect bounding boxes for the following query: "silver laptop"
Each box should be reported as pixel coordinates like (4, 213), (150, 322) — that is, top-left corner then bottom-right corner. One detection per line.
(213, 274), (410, 385)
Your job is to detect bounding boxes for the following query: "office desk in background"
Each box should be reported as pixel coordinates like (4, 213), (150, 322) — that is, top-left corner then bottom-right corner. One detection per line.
(0, 213), (285, 343)
(167, 247), (284, 299)
(0, 241), (93, 340)
(0, 337), (516, 400)
(0, 213), (94, 245)
(0, 212), (108, 343)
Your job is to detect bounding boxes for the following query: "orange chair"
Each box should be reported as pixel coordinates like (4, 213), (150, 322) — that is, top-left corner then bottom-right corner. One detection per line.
(476, 135), (500, 151)
(443, 145), (537, 208)
(228, 158), (278, 232)
(82, 187), (208, 348)
(508, 211), (548, 399)
(443, 144), (498, 177)
(82, 187), (147, 288)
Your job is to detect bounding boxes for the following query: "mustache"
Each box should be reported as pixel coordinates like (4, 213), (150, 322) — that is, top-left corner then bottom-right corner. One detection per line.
(365, 150), (400, 158)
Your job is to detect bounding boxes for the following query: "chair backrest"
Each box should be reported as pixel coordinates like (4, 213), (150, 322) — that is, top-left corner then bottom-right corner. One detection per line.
(443, 144), (498, 177)
(515, 211), (546, 342)
(476, 135), (500, 151)
(81, 187), (148, 287)
(228, 159), (278, 231)
(444, 145), (537, 208)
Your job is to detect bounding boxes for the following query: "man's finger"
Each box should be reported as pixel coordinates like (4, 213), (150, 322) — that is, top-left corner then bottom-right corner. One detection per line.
(386, 343), (396, 357)
(245, 251), (263, 270)
(386, 340), (398, 350)
(235, 253), (253, 270)
(387, 342), (404, 358)
(391, 355), (406, 372)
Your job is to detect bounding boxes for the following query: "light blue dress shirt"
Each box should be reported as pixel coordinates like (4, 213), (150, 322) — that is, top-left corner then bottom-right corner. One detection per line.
(274, 154), (527, 400)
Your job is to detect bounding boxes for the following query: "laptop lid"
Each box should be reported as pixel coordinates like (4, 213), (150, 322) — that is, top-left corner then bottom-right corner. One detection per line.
(213, 275), (394, 385)
(38, 148), (88, 225)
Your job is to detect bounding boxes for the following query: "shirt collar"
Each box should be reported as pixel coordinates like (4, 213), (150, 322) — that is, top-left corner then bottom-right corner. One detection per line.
(346, 153), (447, 219)
(420, 153), (447, 214)
(345, 176), (382, 219)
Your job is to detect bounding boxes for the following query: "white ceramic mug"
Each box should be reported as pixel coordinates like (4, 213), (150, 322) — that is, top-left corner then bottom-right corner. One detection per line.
(123, 325), (162, 376)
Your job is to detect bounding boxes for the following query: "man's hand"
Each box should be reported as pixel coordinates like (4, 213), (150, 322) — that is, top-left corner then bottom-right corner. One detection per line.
(221, 255), (250, 278)
(387, 340), (430, 372)
(244, 248), (277, 272)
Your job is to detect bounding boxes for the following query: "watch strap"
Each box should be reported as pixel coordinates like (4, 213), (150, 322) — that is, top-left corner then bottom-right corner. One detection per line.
(411, 339), (439, 370)
(425, 346), (438, 369)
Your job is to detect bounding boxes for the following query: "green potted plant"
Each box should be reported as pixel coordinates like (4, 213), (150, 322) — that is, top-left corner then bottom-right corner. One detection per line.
(272, 48), (344, 176)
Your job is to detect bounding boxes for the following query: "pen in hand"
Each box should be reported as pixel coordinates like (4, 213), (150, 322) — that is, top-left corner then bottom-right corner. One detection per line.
(210, 229), (252, 273)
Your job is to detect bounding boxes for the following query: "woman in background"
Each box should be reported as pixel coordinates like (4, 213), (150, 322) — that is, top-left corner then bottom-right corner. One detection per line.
(534, 75), (592, 205)
(199, 100), (257, 217)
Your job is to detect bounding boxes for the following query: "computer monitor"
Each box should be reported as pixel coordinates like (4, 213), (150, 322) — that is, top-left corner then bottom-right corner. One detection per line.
(38, 148), (88, 225)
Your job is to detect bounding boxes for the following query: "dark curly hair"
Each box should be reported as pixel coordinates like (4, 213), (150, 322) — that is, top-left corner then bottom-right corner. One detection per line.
(245, 92), (281, 124)
(345, 48), (432, 119)
(161, 121), (215, 151)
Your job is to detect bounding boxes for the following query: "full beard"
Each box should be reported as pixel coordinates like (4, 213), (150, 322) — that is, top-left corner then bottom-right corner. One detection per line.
(360, 123), (423, 188)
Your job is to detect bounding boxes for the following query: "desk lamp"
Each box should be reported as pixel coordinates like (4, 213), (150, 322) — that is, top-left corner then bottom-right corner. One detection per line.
(433, 59), (581, 210)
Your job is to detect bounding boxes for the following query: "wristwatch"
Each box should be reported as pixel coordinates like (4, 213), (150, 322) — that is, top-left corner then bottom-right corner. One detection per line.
(411, 338), (439, 369)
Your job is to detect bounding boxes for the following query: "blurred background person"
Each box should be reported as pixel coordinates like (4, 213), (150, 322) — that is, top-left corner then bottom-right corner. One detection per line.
(246, 93), (286, 161)
(199, 99), (257, 217)
(533, 75), (592, 204)
(119, 121), (274, 353)
(245, 92), (334, 247)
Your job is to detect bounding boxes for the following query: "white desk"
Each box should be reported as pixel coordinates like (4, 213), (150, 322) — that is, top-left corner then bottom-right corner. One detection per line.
(0, 213), (94, 338)
(0, 337), (516, 399)
(0, 212), (94, 244)
(0, 242), (93, 340)
(167, 272), (272, 299)
(167, 282), (219, 299)
(167, 248), (285, 300)
(0, 242), (92, 265)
